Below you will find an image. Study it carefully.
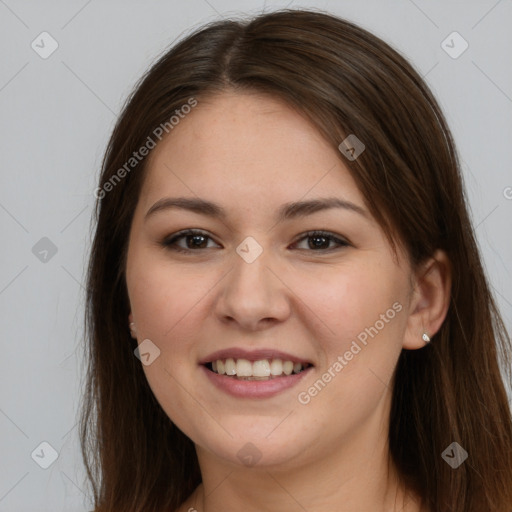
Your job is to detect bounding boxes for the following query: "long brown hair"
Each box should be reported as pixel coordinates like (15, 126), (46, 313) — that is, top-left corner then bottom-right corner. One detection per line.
(80, 8), (512, 511)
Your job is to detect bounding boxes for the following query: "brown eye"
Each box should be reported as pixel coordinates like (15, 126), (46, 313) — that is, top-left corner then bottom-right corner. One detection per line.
(162, 229), (221, 253)
(293, 231), (350, 251)
(184, 234), (208, 249)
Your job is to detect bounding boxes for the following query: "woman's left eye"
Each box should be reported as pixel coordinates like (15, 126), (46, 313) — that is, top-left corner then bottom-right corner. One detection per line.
(161, 229), (349, 253)
(292, 231), (350, 251)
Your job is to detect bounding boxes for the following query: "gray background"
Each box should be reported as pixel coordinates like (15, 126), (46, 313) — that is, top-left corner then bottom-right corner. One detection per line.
(1, 1), (511, 510)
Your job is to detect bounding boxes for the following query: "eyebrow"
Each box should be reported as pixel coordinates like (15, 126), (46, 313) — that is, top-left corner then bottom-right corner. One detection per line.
(144, 196), (369, 222)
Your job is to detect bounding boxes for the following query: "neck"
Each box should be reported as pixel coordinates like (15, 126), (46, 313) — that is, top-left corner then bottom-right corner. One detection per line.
(191, 455), (420, 512)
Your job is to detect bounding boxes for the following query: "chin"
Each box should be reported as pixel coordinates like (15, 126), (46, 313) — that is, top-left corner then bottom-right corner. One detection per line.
(193, 422), (316, 470)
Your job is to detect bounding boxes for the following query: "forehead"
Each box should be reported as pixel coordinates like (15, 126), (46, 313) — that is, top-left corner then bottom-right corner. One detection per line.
(139, 91), (366, 217)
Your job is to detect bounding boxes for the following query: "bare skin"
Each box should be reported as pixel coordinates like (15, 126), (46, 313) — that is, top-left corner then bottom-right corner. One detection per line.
(125, 91), (451, 512)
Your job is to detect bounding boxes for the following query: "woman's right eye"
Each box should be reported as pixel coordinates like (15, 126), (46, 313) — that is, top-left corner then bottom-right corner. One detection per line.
(161, 229), (221, 253)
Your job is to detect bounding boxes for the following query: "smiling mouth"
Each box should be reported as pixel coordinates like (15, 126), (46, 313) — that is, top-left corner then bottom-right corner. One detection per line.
(204, 358), (313, 380)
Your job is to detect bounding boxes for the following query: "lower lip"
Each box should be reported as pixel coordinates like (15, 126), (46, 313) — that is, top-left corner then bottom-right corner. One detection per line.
(201, 365), (313, 399)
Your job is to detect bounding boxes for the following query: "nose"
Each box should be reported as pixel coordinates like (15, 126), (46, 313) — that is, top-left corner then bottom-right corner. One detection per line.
(214, 245), (291, 331)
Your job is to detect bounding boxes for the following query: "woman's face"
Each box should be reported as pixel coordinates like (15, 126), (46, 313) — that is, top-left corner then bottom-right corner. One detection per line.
(125, 91), (415, 469)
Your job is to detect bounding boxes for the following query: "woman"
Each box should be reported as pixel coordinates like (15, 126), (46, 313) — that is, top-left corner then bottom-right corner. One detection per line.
(80, 8), (512, 512)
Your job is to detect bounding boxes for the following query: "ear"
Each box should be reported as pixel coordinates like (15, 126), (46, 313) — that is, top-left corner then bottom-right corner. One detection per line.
(403, 249), (452, 350)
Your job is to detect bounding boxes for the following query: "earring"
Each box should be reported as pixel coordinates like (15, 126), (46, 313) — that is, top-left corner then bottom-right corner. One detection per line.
(422, 332), (431, 343)
(129, 322), (137, 338)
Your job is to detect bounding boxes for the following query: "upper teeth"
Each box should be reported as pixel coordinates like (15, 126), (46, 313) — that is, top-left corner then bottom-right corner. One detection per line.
(211, 358), (307, 377)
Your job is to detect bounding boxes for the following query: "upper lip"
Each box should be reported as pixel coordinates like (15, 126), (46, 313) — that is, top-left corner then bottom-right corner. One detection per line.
(199, 348), (314, 365)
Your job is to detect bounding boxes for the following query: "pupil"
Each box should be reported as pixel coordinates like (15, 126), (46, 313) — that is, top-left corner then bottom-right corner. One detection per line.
(310, 236), (328, 249)
(189, 235), (207, 248)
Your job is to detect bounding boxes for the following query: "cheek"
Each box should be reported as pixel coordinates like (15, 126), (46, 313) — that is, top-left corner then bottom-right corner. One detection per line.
(300, 261), (405, 349)
(127, 253), (218, 340)
(297, 262), (407, 415)
(126, 256), (210, 435)
(294, 267), (406, 435)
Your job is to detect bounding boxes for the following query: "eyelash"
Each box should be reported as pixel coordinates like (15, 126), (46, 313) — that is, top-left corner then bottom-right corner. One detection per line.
(161, 229), (350, 254)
